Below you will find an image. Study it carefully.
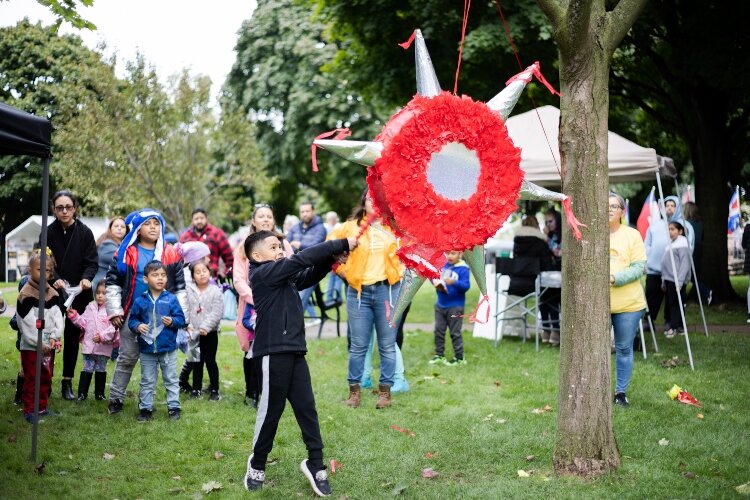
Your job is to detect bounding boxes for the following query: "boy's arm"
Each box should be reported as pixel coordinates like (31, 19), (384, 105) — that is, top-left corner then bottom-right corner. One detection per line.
(241, 304), (255, 331)
(170, 295), (188, 330)
(294, 239), (351, 290)
(451, 267), (471, 293)
(254, 239), (350, 288)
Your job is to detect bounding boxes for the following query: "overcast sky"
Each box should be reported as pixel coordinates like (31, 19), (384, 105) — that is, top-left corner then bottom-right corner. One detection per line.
(0, 0), (257, 105)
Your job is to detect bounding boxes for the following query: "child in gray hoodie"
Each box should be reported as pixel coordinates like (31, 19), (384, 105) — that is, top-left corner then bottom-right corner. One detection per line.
(661, 221), (691, 337)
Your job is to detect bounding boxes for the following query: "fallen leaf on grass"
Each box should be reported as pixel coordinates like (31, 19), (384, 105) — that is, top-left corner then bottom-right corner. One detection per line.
(103, 453), (115, 460)
(482, 413), (494, 421)
(330, 459), (344, 474)
(517, 470), (530, 477)
(697, 413), (704, 419)
(392, 483), (408, 495)
(679, 462), (687, 469)
(526, 455), (536, 462)
(172, 476), (182, 481)
(542, 429), (549, 437)
(389, 425), (416, 437)
(494, 380), (502, 387)
(201, 481), (222, 493)
(34, 462), (45, 474)
(659, 438), (669, 446)
(424, 453), (434, 459)
(682, 471), (696, 479)
(213, 451), (224, 460)
(735, 482), (750, 495)
(223, 434), (236, 440)
(68, 454), (73, 459)
(532, 405), (553, 414)
(58, 470), (69, 476)
(496, 419), (508, 424)
(661, 356), (681, 368)
(421, 468), (439, 479)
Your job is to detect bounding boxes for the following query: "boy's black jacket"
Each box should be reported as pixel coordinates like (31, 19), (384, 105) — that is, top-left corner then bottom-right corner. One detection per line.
(249, 239), (349, 358)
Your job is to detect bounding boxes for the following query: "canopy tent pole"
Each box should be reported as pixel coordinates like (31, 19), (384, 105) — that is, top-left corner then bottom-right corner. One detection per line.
(673, 181), (709, 337)
(30, 156), (50, 461)
(655, 172), (695, 370)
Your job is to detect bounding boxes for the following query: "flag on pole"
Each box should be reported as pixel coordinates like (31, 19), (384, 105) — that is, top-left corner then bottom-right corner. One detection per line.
(728, 188), (740, 234)
(624, 198), (630, 226)
(637, 187), (659, 239)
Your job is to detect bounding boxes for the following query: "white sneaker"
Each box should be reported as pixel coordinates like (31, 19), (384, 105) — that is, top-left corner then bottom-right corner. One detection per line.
(305, 318), (322, 328)
(244, 454), (265, 491)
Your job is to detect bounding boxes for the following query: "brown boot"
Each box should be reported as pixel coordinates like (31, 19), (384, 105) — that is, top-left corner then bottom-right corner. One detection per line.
(345, 384), (361, 408)
(375, 384), (391, 409)
(549, 330), (560, 347)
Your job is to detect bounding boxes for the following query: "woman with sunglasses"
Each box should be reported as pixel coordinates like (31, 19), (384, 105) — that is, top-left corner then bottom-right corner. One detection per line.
(45, 190), (99, 400)
(233, 204), (294, 407)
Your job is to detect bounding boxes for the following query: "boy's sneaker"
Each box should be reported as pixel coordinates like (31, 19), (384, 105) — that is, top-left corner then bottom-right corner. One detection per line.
(179, 382), (192, 394)
(300, 459), (332, 497)
(664, 329), (675, 339)
(168, 408), (181, 420)
(613, 392), (629, 408)
(108, 399), (124, 415)
(428, 355), (446, 365)
(190, 389), (202, 399)
(208, 390), (221, 402)
(446, 358), (467, 366)
(137, 409), (153, 422)
(675, 328), (685, 336)
(244, 454), (265, 491)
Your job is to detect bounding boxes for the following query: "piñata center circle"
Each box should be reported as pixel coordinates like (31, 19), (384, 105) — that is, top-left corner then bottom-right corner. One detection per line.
(426, 142), (481, 200)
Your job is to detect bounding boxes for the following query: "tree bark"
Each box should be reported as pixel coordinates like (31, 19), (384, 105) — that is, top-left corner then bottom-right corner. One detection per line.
(552, 29), (621, 475)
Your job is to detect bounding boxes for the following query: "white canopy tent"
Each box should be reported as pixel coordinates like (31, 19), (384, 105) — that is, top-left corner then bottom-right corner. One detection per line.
(4, 216), (109, 282)
(505, 105), (675, 185)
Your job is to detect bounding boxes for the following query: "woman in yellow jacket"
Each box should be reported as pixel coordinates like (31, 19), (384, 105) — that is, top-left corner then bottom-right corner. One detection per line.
(329, 189), (404, 409)
(609, 192), (647, 408)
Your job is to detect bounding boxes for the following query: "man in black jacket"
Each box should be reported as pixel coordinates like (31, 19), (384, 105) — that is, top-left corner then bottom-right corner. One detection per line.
(243, 230), (356, 497)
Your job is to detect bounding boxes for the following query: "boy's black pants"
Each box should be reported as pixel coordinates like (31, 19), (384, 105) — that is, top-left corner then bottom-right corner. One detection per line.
(250, 353), (324, 472)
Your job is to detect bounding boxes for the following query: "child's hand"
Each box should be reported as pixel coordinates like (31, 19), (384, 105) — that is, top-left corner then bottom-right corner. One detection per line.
(110, 316), (124, 328)
(346, 237), (359, 251)
(444, 277), (455, 285)
(137, 324), (149, 335)
(42, 344), (51, 354)
(199, 328), (208, 336)
(66, 309), (77, 319)
(93, 333), (101, 343)
(661, 283), (666, 292)
(162, 316), (173, 327)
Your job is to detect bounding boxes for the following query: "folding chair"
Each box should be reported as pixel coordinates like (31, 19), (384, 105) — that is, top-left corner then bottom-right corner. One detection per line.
(310, 283), (344, 339)
(494, 256), (541, 346)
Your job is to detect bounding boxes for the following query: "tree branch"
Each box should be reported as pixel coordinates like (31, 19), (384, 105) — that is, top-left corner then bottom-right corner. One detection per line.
(604, 0), (649, 55)
(536, 0), (565, 31)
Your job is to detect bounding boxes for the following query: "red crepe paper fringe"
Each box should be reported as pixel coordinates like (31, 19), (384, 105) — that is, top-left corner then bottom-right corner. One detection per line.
(561, 197), (585, 241)
(369, 92), (522, 266)
(505, 61), (560, 97)
(398, 31), (416, 49)
(310, 127), (351, 172)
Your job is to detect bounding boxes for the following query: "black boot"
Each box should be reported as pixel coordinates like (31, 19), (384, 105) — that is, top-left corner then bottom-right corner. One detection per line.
(14, 374), (24, 405)
(62, 379), (75, 400)
(77, 372), (92, 401)
(94, 372), (107, 401)
(179, 361), (192, 394)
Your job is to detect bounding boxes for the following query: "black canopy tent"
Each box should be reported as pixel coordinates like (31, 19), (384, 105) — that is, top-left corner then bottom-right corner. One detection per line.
(0, 101), (53, 462)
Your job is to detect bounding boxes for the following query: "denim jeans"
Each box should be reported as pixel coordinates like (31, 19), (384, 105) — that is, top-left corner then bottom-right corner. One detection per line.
(347, 281), (400, 386)
(611, 310), (644, 394)
(299, 286), (316, 318)
(109, 319), (139, 401)
(139, 349), (180, 411)
(326, 272), (345, 302)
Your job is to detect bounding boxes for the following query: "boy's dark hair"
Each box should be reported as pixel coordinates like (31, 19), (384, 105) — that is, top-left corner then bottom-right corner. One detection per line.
(189, 260), (212, 276)
(28, 248), (56, 268)
(669, 221), (685, 233)
(144, 260), (165, 276)
(192, 207), (207, 216)
(244, 230), (277, 259)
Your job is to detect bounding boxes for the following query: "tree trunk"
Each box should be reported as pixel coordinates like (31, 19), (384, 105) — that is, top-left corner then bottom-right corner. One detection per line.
(688, 92), (739, 303)
(553, 37), (620, 475)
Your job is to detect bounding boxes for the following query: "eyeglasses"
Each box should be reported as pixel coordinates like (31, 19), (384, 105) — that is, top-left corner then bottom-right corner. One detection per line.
(608, 204), (623, 211)
(55, 205), (75, 212)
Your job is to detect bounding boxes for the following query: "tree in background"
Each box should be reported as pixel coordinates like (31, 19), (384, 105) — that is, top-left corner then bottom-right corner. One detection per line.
(609, 0), (750, 303)
(224, 0), (384, 218)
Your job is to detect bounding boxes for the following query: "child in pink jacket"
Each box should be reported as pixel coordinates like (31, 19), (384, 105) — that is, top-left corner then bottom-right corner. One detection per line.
(67, 279), (119, 401)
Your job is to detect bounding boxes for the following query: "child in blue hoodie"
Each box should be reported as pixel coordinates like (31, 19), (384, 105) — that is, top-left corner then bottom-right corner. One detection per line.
(430, 250), (471, 366)
(128, 260), (187, 422)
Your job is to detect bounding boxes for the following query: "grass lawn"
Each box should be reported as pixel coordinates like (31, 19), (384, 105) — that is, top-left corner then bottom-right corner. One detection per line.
(1, 295), (749, 498)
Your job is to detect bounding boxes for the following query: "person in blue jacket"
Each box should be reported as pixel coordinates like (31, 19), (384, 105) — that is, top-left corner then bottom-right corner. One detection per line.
(128, 260), (187, 422)
(430, 250), (471, 366)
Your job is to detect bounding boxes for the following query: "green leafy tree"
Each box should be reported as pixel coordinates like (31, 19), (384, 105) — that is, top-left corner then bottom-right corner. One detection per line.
(225, 0), (383, 218)
(609, 0), (750, 303)
(37, 0), (96, 30)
